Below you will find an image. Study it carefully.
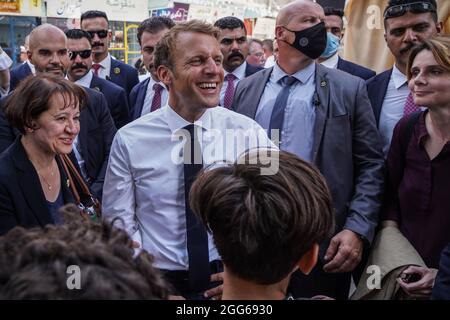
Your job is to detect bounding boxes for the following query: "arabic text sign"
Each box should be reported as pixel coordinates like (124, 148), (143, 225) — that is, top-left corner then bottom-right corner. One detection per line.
(152, 2), (189, 22)
(46, 0), (148, 21)
(0, 0), (20, 13)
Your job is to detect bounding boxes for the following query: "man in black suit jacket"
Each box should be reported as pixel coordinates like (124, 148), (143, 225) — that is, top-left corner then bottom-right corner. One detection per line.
(129, 17), (174, 121)
(214, 16), (263, 109)
(318, 6), (375, 80)
(66, 29), (129, 128)
(366, 0), (441, 156)
(9, 60), (33, 92)
(81, 10), (139, 98)
(0, 24), (116, 200)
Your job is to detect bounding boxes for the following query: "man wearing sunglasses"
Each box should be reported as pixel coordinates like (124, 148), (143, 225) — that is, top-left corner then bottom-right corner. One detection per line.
(81, 10), (139, 99)
(66, 29), (129, 129)
(367, 0), (442, 156)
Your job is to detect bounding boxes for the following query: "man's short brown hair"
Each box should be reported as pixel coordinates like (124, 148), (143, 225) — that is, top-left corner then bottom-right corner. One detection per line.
(3, 74), (86, 134)
(190, 149), (335, 285)
(154, 19), (220, 71)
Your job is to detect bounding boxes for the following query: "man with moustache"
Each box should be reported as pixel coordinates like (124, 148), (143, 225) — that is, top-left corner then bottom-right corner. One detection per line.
(66, 29), (129, 128)
(102, 20), (273, 299)
(81, 10), (139, 98)
(0, 24), (116, 199)
(213, 17), (263, 109)
(233, 0), (384, 299)
(129, 17), (174, 121)
(367, 0), (441, 156)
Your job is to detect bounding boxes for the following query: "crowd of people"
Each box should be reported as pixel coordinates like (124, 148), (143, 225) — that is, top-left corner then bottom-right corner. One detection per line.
(0, 0), (448, 300)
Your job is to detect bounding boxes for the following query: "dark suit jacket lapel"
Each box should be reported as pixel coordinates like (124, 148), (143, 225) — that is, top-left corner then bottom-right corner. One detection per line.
(109, 58), (121, 85)
(12, 139), (53, 226)
(89, 75), (102, 92)
(242, 68), (272, 119)
(312, 64), (331, 164)
(78, 92), (91, 166)
(368, 69), (392, 126)
(134, 78), (150, 119)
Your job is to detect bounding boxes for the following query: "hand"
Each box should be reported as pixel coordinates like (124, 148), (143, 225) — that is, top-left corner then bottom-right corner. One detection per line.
(397, 266), (438, 299)
(131, 241), (141, 248)
(323, 229), (363, 273)
(204, 272), (224, 300)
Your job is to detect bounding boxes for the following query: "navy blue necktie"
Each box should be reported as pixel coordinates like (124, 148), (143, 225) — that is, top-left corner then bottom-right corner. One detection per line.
(183, 124), (210, 293)
(269, 76), (299, 141)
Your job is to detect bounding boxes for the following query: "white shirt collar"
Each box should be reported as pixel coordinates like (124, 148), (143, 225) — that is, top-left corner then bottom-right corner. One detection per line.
(320, 52), (339, 69)
(74, 70), (93, 88)
(392, 64), (408, 90)
(96, 53), (111, 73)
(165, 105), (213, 133)
(26, 60), (36, 74)
(224, 61), (247, 80)
(148, 76), (168, 91)
(272, 61), (316, 84)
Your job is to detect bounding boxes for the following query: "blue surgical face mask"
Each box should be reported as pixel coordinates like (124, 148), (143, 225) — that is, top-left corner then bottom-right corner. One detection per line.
(320, 32), (341, 58)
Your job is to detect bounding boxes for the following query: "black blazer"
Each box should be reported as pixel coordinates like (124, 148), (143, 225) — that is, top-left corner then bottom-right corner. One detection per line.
(0, 137), (76, 235)
(9, 62), (32, 91)
(0, 88), (116, 200)
(128, 77), (150, 121)
(366, 69), (393, 126)
(337, 57), (376, 80)
(90, 75), (130, 128)
(108, 58), (139, 98)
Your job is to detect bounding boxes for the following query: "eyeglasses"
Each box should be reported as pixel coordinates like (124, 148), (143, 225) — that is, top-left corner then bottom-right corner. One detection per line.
(69, 49), (92, 60)
(86, 29), (108, 39)
(384, 2), (436, 19)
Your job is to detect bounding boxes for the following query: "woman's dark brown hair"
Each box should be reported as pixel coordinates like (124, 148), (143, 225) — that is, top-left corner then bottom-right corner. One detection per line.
(3, 73), (86, 134)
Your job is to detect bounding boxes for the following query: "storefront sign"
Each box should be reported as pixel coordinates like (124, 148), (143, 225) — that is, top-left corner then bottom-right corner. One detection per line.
(0, 0), (20, 13)
(151, 2), (189, 22)
(46, 0), (148, 21)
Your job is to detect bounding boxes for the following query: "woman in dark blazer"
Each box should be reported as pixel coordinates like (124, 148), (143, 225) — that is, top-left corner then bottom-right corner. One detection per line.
(0, 74), (86, 235)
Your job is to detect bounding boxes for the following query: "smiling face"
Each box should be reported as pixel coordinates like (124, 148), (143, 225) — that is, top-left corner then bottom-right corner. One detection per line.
(409, 49), (450, 109)
(159, 31), (224, 119)
(67, 37), (92, 81)
(385, 12), (440, 73)
(28, 93), (81, 155)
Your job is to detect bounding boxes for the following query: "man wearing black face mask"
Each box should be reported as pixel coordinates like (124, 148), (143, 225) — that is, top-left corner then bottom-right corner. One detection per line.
(233, 0), (384, 300)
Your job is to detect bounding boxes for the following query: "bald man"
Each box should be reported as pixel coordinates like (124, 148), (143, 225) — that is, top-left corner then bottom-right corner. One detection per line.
(233, 0), (384, 299)
(0, 24), (116, 199)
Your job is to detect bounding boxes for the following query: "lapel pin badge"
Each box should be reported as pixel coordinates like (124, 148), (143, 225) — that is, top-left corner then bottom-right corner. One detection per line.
(93, 86), (100, 91)
(114, 67), (121, 74)
(66, 179), (70, 188)
(320, 80), (327, 87)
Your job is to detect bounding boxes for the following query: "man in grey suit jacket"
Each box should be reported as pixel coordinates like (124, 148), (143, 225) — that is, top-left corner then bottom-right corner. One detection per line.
(233, 0), (384, 299)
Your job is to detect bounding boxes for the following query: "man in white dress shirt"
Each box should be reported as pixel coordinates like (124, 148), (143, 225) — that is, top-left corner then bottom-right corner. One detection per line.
(102, 20), (274, 300)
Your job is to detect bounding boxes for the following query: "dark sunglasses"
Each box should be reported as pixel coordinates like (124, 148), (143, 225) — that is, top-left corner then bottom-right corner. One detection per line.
(384, 2), (436, 19)
(69, 49), (92, 60)
(87, 29), (108, 39)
